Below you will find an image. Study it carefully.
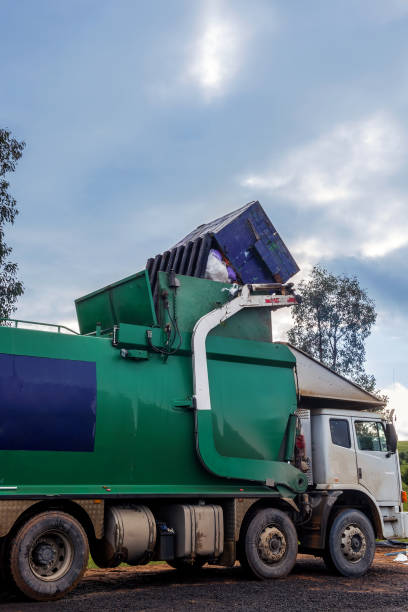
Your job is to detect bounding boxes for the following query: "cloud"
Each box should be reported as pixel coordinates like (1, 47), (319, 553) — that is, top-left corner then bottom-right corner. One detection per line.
(271, 308), (293, 342)
(362, 219), (408, 258)
(60, 319), (79, 333)
(242, 113), (403, 205)
(241, 113), (408, 263)
(382, 383), (408, 439)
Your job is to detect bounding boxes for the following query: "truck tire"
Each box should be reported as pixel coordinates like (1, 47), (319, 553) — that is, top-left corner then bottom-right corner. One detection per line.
(325, 509), (375, 577)
(9, 511), (89, 601)
(241, 508), (298, 579)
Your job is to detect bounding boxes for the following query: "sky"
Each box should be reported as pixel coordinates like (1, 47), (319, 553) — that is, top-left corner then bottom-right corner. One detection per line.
(1, 0), (408, 433)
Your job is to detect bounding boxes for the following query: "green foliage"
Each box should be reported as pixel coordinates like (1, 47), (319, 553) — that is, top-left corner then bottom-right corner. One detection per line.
(401, 465), (408, 484)
(288, 265), (377, 392)
(398, 441), (408, 454)
(0, 129), (25, 319)
(398, 442), (408, 511)
(399, 451), (408, 464)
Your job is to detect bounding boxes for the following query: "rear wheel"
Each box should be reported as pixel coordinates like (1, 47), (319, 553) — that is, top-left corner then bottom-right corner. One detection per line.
(240, 508), (298, 579)
(9, 511), (89, 601)
(325, 509), (375, 577)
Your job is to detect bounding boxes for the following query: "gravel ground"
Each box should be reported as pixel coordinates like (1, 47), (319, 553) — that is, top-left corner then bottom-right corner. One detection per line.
(1, 548), (408, 612)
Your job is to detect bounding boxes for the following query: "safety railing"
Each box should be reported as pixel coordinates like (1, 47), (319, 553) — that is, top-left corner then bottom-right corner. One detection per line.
(0, 318), (79, 335)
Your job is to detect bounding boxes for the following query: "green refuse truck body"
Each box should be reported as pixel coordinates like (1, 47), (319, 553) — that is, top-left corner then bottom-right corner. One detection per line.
(0, 270), (406, 601)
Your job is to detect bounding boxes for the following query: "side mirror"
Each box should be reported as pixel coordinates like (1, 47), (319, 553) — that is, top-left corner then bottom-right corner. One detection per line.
(385, 423), (398, 454)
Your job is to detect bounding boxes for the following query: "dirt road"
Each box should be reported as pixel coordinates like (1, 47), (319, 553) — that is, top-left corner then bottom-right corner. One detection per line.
(1, 549), (407, 611)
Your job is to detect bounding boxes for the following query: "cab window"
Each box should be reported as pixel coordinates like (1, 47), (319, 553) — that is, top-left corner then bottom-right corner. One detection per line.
(330, 418), (351, 448)
(355, 421), (387, 452)
(378, 423), (388, 452)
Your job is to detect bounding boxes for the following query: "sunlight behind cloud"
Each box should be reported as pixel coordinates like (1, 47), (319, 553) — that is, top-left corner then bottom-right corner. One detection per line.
(190, 20), (238, 94)
(187, 1), (247, 100)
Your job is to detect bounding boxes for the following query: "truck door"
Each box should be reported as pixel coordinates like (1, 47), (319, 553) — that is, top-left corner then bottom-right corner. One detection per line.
(353, 418), (400, 503)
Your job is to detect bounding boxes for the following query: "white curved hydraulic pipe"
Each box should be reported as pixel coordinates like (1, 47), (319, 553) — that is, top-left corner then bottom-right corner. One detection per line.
(191, 284), (297, 411)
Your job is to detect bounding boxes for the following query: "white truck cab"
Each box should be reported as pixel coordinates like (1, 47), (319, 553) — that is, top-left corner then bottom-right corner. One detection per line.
(279, 343), (408, 575)
(311, 408), (407, 540)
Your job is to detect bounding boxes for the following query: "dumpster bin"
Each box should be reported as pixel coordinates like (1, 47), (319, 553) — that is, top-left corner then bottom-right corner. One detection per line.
(146, 200), (299, 307)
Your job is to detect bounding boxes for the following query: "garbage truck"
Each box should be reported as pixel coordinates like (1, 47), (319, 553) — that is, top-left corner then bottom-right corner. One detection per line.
(0, 202), (406, 601)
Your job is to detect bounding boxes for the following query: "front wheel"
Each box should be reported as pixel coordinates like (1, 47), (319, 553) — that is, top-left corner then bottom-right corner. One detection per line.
(9, 511), (89, 601)
(240, 508), (298, 579)
(325, 509), (375, 577)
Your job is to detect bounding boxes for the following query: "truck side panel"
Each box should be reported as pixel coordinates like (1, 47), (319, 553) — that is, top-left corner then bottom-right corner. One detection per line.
(0, 325), (298, 498)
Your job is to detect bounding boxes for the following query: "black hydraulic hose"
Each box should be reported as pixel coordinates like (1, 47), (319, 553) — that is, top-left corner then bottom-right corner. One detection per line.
(145, 287), (182, 356)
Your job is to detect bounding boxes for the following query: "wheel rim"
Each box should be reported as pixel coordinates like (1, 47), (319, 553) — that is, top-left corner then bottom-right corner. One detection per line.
(340, 523), (366, 563)
(257, 525), (287, 564)
(28, 530), (74, 581)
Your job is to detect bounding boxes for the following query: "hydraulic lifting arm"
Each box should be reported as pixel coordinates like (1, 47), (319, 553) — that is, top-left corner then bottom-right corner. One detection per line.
(191, 283), (308, 494)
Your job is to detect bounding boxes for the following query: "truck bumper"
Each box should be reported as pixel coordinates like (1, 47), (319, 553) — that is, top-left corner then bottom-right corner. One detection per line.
(381, 510), (408, 539)
(400, 511), (408, 538)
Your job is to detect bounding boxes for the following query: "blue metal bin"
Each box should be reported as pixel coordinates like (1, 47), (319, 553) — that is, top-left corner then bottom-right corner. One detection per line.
(146, 201), (299, 307)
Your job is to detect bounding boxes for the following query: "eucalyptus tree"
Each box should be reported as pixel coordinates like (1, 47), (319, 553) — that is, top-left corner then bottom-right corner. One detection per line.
(288, 265), (377, 391)
(0, 129), (25, 319)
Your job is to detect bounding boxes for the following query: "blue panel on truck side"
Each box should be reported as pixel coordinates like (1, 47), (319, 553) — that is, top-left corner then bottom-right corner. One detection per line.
(0, 353), (97, 452)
